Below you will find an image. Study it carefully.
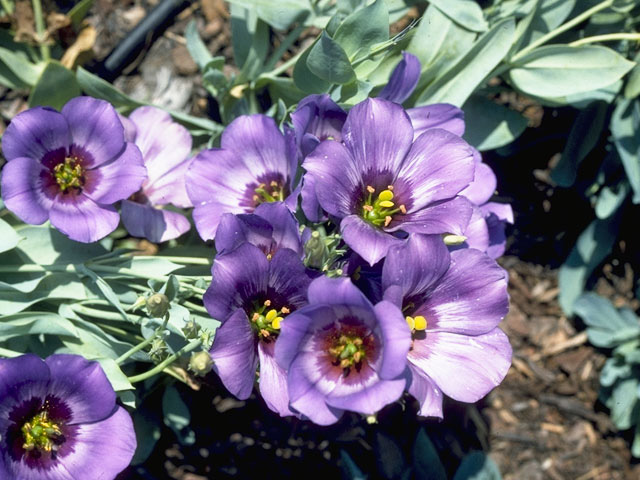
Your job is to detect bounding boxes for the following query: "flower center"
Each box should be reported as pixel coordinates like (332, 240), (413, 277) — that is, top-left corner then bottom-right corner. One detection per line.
(405, 315), (427, 333)
(250, 299), (289, 339)
(21, 410), (63, 454)
(329, 333), (367, 370)
(54, 156), (84, 192)
(361, 185), (406, 228)
(253, 180), (286, 205)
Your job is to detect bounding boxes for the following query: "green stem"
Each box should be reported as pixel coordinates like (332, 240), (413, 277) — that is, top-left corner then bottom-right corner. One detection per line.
(31, 0), (50, 61)
(70, 304), (144, 324)
(116, 316), (169, 365)
(270, 48), (304, 76)
(182, 300), (208, 313)
(569, 32), (640, 47)
(127, 339), (202, 384)
(93, 255), (211, 266)
(512, 0), (615, 61)
(0, 346), (23, 357)
(93, 322), (144, 342)
(265, 25), (305, 71)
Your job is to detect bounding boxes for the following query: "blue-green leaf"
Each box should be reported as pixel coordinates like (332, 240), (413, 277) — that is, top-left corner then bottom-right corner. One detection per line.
(611, 98), (640, 203)
(428, 0), (488, 32)
(453, 451), (502, 480)
(574, 293), (640, 348)
(333, 0), (389, 60)
(462, 95), (528, 151)
(307, 31), (356, 85)
(413, 429), (446, 480)
(0, 218), (20, 254)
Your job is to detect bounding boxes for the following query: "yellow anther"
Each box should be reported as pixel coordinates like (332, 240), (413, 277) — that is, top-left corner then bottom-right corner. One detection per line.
(384, 215), (392, 227)
(264, 300), (272, 307)
(353, 351), (362, 362)
(272, 317), (282, 329)
(414, 315), (427, 331)
(379, 190), (394, 201)
(379, 200), (395, 208)
(266, 253), (273, 260)
(405, 316), (415, 330)
(353, 338), (363, 346)
(366, 185), (375, 193)
(260, 329), (270, 337)
(265, 309), (278, 322)
(340, 358), (351, 368)
(252, 313), (259, 322)
(363, 205), (373, 212)
(270, 180), (278, 187)
(281, 306), (290, 314)
(399, 204), (407, 214)
(387, 185), (394, 190)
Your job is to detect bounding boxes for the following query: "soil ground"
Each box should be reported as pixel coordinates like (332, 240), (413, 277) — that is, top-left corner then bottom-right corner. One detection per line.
(3, 0), (640, 478)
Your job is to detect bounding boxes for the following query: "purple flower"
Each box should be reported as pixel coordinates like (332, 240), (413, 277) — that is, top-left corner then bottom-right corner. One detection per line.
(378, 52), (421, 104)
(275, 276), (411, 425)
(0, 354), (136, 479)
(382, 234), (511, 418)
(204, 243), (313, 416)
(1, 97), (146, 243)
(291, 94), (347, 158)
(303, 97), (475, 265)
(215, 201), (303, 257)
(120, 107), (193, 243)
(186, 114), (298, 241)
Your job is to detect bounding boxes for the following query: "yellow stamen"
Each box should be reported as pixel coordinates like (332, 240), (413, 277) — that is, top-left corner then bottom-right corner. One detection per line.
(384, 215), (392, 227)
(414, 315), (427, 331)
(399, 204), (407, 214)
(272, 317), (282, 329)
(405, 316), (415, 330)
(378, 190), (394, 201)
(252, 313), (260, 322)
(379, 200), (395, 208)
(281, 306), (290, 314)
(270, 180), (278, 187)
(366, 185), (375, 193)
(265, 309), (278, 322)
(363, 205), (373, 212)
(264, 300), (271, 307)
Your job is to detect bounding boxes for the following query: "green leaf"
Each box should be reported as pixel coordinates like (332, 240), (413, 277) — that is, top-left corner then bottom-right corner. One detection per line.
(600, 357), (632, 388)
(375, 432), (406, 479)
(0, 46), (44, 87)
(606, 377), (640, 429)
(307, 31), (356, 85)
(60, 312), (134, 359)
(97, 358), (134, 392)
(0, 274), (88, 315)
(0, 312), (79, 341)
(416, 18), (515, 107)
(611, 98), (640, 203)
(428, 0), (488, 32)
(185, 20), (213, 71)
(462, 95), (528, 151)
(29, 61), (81, 110)
(333, 0), (389, 60)
(624, 51), (640, 99)
(0, 218), (20, 253)
(519, 0), (576, 46)
(68, 0), (94, 29)
(226, 0), (310, 30)
(75, 265), (128, 319)
(595, 184), (629, 220)
(339, 450), (367, 480)
(453, 451), (502, 480)
(130, 407), (162, 465)
(558, 217), (619, 314)
(413, 429), (446, 480)
(509, 45), (635, 99)
(574, 293), (640, 348)
(552, 101), (608, 187)
(632, 422), (640, 457)
(76, 66), (142, 108)
(163, 385), (195, 445)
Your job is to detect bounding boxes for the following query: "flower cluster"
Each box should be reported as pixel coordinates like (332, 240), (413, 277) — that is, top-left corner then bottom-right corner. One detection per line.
(0, 354), (135, 479)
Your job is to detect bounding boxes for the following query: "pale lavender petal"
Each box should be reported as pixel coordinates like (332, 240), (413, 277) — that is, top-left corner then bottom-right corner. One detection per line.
(407, 103), (465, 138)
(45, 354), (116, 424)
(482, 203), (513, 259)
(49, 193), (119, 243)
(2, 107), (70, 162)
(303, 140), (362, 218)
(454, 207), (490, 253)
(342, 98), (413, 177)
(145, 159), (193, 208)
(307, 276), (373, 309)
(1, 156), (56, 224)
(460, 162), (497, 206)
(58, 406), (136, 479)
(128, 106), (192, 185)
(409, 328), (511, 402)
(258, 341), (296, 417)
(373, 301), (411, 379)
(406, 367), (444, 418)
(326, 373), (405, 415)
(340, 215), (404, 266)
(397, 128), (474, 210)
(118, 114), (137, 143)
(481, 202), (514, 223)
(83, 142), (146, 204)
(275, 307), (324, 369)
(378, 52), (421, 104)
(382, 234), (450, 298)
(209, 309), (258, 399)
(399, 196), (473, 236)
(420, 248), (509, 335)
(61, 97), (125, 167)
(121, 200), (190, 243)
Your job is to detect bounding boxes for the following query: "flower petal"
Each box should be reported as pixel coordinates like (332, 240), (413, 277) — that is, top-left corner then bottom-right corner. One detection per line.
(421, 248), (509, 335)
(373, 300), (411, 379)
(340, 215), (404, 266)
(61, 97), (125, 167)
(2, 107), (70, 162)
(209, 309), (258, 400)
(215, 212), (273, 255)
(407, 103), (465, 138)
(398, 128), (475, 209)
(399, 196), (473, 237)
(258, 341), (296, 417)
(83, 142), (147, 205)
(303, 140), (361, 218)
(409, 328), (512, 402)
(406, 367), (444, 418)
(342, 98), (414, 178)
(378, 52), (421, 104)
(0, 354), (50, 399)
(460, 161), (497, 206)
(291, 94), (346, 157)
(255, 202), (303, 255)
(300, 173), (325, 222)
(121, 200), (190, 243)
(325, 373), (405, 415)
(307, 275), (373, 310)
(1, 156), (56, 224)
(144, 159), (192, 208)
(450, 207), (490, 254)
(45, 354), (116, 425)
(49, 193), (119, 243)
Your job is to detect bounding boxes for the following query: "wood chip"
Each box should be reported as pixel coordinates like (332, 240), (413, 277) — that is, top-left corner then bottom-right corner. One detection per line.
(540, 422), (564, 434)
(531, 331), (588, 361)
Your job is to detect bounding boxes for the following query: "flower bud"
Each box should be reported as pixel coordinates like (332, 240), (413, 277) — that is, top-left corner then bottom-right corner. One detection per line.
(146, 293), (170, 318)
(189, 351), (213, 376)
